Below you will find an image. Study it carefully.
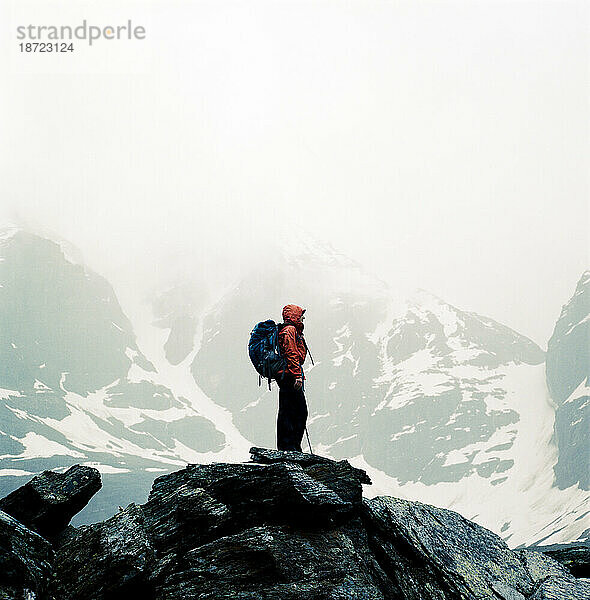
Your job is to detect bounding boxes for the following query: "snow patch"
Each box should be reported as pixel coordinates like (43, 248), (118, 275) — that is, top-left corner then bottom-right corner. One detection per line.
(565, 379), (590, 404)
(9, 432), (85, 460)
(0, 469), (34, 476)
(82, 462), (130, 474)
(564, 313), (590, 336)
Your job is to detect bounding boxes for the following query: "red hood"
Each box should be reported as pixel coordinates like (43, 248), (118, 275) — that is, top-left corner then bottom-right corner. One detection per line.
(282, 304), (305, 330)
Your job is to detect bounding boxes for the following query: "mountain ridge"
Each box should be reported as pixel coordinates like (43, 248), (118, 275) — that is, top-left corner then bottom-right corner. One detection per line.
(0, 227), (587, 547)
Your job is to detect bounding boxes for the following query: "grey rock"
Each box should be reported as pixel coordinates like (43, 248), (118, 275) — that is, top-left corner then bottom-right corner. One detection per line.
(10, 454), (577, 600)
(249, 447), (372, 483)
(516, 549), (572, 582)
(529, 575), (590, 599)
(250, 447), (371, 507)
(491, 581), (526, 600)
(154, 524), (388, 600)
(149, 460), (354, 529)
(524, 541), (590, 578)
(0, 510), (54, 600)
(538, 542), (590, 578)
(362, 496), (533, 599)
(143, 482), (231, 556)
(53, 503), (156, 600)
(0, 465), (101, 540)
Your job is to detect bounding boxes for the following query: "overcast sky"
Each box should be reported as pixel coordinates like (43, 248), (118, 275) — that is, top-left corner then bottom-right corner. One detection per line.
(0, 0), (588, 347)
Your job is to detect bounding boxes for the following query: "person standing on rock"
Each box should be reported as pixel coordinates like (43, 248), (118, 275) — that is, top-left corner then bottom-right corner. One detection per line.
(276, 304), (310, 452)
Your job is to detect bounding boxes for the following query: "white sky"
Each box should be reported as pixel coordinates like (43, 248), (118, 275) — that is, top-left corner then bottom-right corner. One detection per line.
(0, 0), (588, 347)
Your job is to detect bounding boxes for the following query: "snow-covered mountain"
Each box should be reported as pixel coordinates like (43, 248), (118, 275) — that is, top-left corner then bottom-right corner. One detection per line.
(0, 229), (239, 492)
(189, 235), (588, 546)
(0, 226), (587, 546)
(546, 270), (590, 491)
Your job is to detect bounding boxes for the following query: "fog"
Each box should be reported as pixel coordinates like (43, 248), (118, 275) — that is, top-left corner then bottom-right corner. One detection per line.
(1, 0), (587, 346)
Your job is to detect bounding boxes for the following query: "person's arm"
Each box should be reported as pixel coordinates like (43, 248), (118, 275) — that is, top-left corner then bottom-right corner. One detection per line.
(281, 326), (302, 379)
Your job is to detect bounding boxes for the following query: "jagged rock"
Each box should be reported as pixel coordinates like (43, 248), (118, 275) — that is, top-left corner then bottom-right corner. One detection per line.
(362, 496), (533, 599)
(249, 447), (372, 483)
(143, 482), (231, 557)
(0, 509), (54, 600)
(517, 549), (572, 582)
(491, 581), (527, 600)
(16, 454), (588, 600)
(53, 503), (156, 600)
(529, 575), (590, 599)
(49, 455), (378, 599)
(249, 446), (332, 467)
(529, 542), (590, 578)
(0, 465), (101, 540)
(155, 523), (390, 599)
(148, 461), (353, 529)
(249, 447), (371, 507)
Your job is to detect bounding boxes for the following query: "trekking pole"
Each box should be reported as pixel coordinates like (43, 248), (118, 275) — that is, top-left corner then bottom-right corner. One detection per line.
(305, 426), (314, 454)
(300, 350), (314, 454)
(302, 338), (314, 365)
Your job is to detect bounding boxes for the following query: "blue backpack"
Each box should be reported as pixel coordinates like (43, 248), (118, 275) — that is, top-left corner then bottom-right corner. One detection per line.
(248, 320), (287, 389)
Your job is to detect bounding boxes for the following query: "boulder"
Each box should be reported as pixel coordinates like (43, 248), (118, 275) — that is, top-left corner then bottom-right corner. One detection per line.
(249, 447), (371, 507)
(516, 549), (573, 582)
(142, 482), (231, 557)
(155, 523), (389, 600)
(148, 460), (354, 529)
(53, 453), (376, 600)
(249, 447), (372, 483)
(529, 575), (590, 599)
(0, 509), (54, 600)
(527, 542), (590, 578)
(516, 543), (590, 600)
(0, 465), (101, 540)
(53, 503), (156, 600)
(362, 496), (534, 600)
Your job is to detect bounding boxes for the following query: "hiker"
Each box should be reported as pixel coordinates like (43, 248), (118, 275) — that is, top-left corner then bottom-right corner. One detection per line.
(276, 304), (309, 452)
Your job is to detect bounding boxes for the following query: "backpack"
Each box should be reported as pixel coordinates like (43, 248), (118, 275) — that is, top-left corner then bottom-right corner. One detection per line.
(248, 320), (287, 389)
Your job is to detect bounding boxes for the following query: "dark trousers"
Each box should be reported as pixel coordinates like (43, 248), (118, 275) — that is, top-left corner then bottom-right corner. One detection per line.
(276, 375), (308, 452)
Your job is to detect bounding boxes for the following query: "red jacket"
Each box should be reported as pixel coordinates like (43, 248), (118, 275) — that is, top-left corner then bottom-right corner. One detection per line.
(278, 304), (307, 379)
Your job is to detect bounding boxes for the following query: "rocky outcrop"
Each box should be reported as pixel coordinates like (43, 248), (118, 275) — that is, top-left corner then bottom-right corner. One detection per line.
(0, 465), (101, 540)
(529, 576), (590, 600)
(1, 452), (589, 599)
(523, 542), (590, 578)
(0, 509), (54, 600)
(517, 549), (573, 582)
(364, 495), (534, 599)
(53, 504), (157, 600)
(516, 548), (590, 599)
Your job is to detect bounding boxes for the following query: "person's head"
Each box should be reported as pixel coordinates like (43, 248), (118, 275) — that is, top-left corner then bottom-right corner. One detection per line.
(282, 304), (305, 325)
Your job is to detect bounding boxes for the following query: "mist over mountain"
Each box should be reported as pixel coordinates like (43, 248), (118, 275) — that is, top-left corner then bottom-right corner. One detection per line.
(189, 232), (587, 546)
(0, 226), (587, 547)
(0, 230), (227, 481)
